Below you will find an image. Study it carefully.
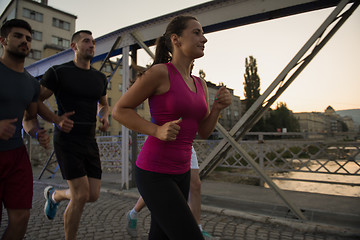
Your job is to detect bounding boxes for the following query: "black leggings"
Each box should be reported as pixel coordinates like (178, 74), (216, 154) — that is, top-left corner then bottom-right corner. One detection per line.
(135, 166), (204, 240)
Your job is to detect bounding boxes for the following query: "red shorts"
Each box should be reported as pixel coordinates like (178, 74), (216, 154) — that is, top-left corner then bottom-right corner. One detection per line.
(0, 145), (33, 219)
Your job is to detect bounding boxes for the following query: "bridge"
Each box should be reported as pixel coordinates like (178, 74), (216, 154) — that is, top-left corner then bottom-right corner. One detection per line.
(27, 0), (359, 224)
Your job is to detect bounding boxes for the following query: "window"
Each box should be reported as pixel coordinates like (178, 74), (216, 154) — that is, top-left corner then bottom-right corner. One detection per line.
(107, 81), (111, 90)
(28, 49), (41, 60)
(108, 97), (111, 106)
(52, 36), (70, 48)
(23, 8), (43, 22)
(32, 30), (42, 41)
(52, 18), (70, 31)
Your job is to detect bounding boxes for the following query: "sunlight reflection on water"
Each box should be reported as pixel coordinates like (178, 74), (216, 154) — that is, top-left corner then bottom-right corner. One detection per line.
(265, 160), (360, 197)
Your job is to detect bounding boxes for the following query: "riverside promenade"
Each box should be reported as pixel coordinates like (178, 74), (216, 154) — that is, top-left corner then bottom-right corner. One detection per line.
(1, 167), (359, 240)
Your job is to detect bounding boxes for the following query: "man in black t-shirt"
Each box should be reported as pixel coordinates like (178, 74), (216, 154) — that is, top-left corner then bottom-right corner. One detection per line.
(37, 30), (109, 240)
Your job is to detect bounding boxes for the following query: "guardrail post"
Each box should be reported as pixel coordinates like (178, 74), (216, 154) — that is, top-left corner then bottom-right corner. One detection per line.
(121, 45), (130, 190)
(258, 133), (265, 187)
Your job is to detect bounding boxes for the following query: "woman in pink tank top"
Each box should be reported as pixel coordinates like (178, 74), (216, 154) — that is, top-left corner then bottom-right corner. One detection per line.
(112, 15), (231, 240)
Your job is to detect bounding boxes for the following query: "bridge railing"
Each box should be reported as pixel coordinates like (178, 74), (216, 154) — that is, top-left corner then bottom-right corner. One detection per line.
(30, 132), (360, 189)
(193, 136), (360, 187)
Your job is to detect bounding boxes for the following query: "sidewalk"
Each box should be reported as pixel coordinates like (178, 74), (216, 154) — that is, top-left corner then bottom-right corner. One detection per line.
(33, 166), (360, 238)
(200, 180), (360, 234)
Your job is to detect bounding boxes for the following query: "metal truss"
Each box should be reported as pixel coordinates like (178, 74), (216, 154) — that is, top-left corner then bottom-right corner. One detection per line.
(33, 0), (359, 220)
(198, 0), (359, 220)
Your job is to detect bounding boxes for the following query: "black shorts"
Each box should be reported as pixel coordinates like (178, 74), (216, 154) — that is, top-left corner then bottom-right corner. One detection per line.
(53, 131), (102, 180)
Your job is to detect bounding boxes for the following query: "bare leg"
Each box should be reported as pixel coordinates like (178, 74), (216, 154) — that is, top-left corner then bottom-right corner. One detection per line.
(134, 196), (146, 212)
(53, 188), (71, 202)
(55, 176), (100, 240)
(1, 208), (30, 240)
(53, 177), (100, 203)
(189, 169), (202, 224)
(127, 192), (146, 236)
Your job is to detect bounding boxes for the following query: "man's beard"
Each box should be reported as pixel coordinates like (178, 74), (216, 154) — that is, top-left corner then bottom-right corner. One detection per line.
(83, 52), (94, 61)
(84, 54), (93, 60)
(7, 46), (29, 60)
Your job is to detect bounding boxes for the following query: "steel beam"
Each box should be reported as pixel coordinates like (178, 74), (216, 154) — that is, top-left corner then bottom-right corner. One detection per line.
(26, 0), (344, 77)
(130, 31), (155, 59)
(98, 36), (122, 72)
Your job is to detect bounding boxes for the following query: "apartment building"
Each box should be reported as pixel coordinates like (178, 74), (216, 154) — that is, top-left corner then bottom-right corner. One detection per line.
(0, 0), (76, 66)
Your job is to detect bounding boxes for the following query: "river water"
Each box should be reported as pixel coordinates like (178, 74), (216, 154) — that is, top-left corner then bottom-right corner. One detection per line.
(265, 160), (360, 197)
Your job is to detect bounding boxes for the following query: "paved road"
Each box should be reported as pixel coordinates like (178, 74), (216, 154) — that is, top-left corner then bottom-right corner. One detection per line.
(1, 182), (358, 240)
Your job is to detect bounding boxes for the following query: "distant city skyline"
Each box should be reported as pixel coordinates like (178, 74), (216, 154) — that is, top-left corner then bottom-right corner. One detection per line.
(1, 0), (359, 113)
(336, 109), (360, 125)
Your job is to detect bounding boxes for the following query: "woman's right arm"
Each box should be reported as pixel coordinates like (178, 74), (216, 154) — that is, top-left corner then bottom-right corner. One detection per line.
(112, 64), (181, 141)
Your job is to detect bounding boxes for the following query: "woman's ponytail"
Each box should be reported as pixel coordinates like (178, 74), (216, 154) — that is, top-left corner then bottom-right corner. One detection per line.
(152, 35), (171, 66)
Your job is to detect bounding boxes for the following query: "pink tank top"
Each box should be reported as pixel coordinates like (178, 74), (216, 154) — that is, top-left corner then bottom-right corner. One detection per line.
(136, 62), (207, 174)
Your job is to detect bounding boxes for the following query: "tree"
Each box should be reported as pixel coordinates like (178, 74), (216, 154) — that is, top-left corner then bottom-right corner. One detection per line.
(243, 56), (261, 111)
(243, 56), (263, 131)
(263, 102), (300, 132)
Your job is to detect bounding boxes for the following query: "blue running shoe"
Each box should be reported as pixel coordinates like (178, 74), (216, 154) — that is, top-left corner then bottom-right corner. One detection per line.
(44, 186), (59, 220)
(126, 211), (137, 237)
(202, 230), (219, 240)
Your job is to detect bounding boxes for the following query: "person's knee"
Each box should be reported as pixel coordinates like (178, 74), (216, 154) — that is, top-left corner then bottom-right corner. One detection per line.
(73, 191), (90, 204)
(88, 191), (99, 202)
(87, 178), (101, 202)
(8, 209), (30, 227)
(17, 210), (30, 226)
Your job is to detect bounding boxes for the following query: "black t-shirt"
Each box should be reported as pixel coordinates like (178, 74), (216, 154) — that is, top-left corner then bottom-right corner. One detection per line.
(40, 61), (107, 134)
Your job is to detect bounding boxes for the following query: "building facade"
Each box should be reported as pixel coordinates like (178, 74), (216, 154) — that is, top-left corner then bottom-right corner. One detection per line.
(0, 0), (76, 66)
(294, 106), (356, 134)
(295, 112), (327, 133)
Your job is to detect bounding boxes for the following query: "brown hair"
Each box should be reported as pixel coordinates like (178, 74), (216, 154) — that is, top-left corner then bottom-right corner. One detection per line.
(133, 15), (197, 82)
(152, 15), (197, 66)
